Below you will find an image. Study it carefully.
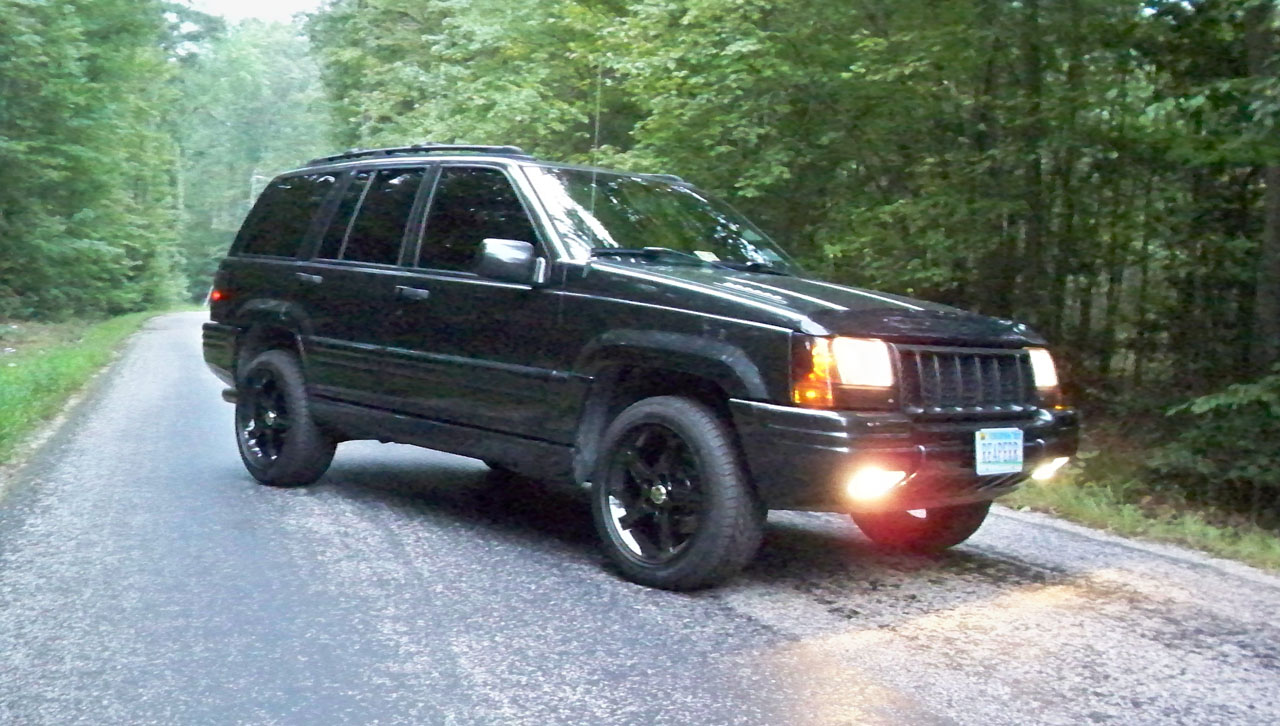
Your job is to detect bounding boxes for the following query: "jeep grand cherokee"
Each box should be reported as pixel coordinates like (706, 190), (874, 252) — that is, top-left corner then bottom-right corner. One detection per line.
(203, 143), (1079, 590)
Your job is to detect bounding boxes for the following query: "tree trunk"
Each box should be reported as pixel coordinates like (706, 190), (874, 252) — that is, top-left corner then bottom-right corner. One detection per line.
(1019, 0), (1048, 327)
(1247, 0), (1280, 372)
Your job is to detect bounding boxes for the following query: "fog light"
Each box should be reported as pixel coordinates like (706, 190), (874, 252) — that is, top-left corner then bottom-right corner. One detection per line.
(846, 467), (907, 502)
(1031, 456), (1071, 481)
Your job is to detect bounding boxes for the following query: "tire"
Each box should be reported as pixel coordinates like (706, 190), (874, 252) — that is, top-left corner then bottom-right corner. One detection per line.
(591, 396), (765, 590)
(235, 349), (335, 487)
(850, 501), (992, 553)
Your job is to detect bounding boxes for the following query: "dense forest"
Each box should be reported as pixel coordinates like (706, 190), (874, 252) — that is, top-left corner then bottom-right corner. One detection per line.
(1, 1), (1277, 518)
(0, 0), (332, 318)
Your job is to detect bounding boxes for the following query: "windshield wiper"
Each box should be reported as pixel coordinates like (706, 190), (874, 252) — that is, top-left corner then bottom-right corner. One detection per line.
(712, 260), (791, 276)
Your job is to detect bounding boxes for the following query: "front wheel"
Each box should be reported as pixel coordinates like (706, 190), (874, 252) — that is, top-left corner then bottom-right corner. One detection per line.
(235, 349), (335, 487)
(850, 501), (992, 553)
(591, 396), (765, 590)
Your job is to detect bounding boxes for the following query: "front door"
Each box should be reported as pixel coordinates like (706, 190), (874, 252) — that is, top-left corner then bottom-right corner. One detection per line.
(378, 164), (567, 442)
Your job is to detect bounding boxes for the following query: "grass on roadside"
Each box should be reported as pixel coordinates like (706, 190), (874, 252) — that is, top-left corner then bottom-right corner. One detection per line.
(1006, 470), (1280, 571)
(0, 312), (157, 465)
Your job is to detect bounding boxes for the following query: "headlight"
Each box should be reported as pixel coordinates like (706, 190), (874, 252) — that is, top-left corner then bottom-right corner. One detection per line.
(1027, 348), (1059, 389)
(832, 338), (895, 388)
(793, 337), (895, 409)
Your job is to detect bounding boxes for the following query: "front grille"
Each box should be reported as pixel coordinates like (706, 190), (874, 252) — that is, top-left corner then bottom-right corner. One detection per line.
(896, 346), (1037, 418)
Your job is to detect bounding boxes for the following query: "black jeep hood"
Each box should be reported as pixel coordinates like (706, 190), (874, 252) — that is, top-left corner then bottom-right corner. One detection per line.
(603, 263), (1045, 347)
(807, 306), (1045, 347)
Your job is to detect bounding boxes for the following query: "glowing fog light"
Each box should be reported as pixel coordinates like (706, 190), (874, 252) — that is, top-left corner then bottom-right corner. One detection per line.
(846, 467), (907, 502)
(1031, 456), (1070, 481)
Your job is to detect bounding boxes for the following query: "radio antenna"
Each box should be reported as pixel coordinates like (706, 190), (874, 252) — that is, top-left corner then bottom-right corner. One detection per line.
(590, 57), (605, 215)
(591, 58), (604, 168)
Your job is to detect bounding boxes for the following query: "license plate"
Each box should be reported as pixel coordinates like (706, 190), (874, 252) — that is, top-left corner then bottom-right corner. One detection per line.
(975, 428), (1023, 475)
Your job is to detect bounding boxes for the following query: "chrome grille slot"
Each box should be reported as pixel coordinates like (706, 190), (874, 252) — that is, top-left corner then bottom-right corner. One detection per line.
(896, 346), (1037, 418)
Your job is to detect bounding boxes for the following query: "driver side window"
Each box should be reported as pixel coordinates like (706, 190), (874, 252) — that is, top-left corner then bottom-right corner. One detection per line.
(417, 166), (538, 271)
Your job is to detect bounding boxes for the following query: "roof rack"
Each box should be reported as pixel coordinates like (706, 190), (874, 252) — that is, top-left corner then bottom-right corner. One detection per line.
(307, 143), (532, 166)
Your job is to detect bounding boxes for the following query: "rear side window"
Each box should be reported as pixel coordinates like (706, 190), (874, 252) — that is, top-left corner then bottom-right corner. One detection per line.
(418, 166), (538, 271)
(317, 168), (425, 266)
(235, 173), (337, 257)
(317, 171), (372, 260)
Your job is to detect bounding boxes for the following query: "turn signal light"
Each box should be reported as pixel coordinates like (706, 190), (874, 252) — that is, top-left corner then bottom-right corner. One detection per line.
(792, 337), (835, 408)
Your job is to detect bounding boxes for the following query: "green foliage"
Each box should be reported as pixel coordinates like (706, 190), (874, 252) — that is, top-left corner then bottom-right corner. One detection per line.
(0, 0), (184, 320)
(1148, 371), (1280, 518)
(172, 19), (335, 297)
(0, 313), (154, 464)
(1008, 470), (1280, 571)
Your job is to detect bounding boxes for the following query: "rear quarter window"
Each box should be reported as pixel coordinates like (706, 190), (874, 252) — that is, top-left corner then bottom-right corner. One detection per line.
(234, 173), (337, 257)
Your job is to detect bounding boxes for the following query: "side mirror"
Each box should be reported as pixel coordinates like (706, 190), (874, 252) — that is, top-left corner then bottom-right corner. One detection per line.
(476, 238), (543, 284)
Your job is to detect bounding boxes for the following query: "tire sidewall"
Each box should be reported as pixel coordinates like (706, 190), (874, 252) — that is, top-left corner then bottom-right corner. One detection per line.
(235, 350), (332, 486)
(591, 396), (761, 589)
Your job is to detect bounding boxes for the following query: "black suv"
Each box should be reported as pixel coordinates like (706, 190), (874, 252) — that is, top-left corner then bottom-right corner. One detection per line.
(203, 144), (1078, 590)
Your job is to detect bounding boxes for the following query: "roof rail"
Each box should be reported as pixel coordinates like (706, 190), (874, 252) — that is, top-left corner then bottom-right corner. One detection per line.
(642, 173), (687, 184)
(307, 143), (532, 166)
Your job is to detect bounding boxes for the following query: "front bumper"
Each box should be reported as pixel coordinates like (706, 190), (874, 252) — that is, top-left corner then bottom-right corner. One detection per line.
(729, 400), (1080, 513)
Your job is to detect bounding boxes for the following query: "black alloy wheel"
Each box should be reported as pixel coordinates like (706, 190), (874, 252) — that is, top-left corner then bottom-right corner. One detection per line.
(603, 423), (706, 564)
(238, 367), (290, 464)
(592, 396), (764, 590)
(234, 350), (335, 487)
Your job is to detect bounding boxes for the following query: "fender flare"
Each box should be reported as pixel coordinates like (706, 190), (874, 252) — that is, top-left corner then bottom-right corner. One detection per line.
(573, 329), (769, 400)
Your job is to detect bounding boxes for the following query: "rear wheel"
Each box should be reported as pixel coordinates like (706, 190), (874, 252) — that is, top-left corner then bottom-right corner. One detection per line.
(235, 350), (335, 487)
(592, 396), (764, 590)
(850, 501), (992, 553)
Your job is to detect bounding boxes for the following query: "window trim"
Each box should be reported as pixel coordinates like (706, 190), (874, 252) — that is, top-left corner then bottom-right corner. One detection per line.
(306, 165), (432, 267)
(409, 162), (548, 274)
(234, 171), (341, 259)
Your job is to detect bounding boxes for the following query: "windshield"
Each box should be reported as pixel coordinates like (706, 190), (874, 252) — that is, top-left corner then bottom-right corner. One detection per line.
(523, 166), (800, 274)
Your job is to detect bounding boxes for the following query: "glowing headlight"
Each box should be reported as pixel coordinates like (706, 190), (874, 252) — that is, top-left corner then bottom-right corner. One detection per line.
(793, 337), (894, 408)
(832, 338), (894, 388)
(1027, 348), (1059, 389)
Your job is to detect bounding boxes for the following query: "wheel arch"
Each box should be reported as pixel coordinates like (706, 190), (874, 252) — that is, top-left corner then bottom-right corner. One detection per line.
(232, 304), (309, 381)
(571, 340), (759, 489)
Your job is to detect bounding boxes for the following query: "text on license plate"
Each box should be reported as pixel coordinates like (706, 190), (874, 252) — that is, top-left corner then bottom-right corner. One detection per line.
(975, 428), (1023, 475)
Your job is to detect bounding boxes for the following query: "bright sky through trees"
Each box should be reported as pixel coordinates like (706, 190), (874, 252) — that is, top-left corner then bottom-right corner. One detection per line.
(188, 0), (322, 23)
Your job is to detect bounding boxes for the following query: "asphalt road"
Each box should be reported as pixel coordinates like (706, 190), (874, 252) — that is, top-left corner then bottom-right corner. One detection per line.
(1, 312), (1278, 725)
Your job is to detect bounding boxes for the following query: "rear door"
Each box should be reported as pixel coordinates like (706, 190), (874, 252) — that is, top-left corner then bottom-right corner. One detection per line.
(292, 165), (430, 405)
(377, 164), (568, 441)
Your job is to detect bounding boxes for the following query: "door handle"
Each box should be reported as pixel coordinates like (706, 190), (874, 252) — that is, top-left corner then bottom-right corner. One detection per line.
(295, 272), (323, 285)
(396, 285), (431, 301)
